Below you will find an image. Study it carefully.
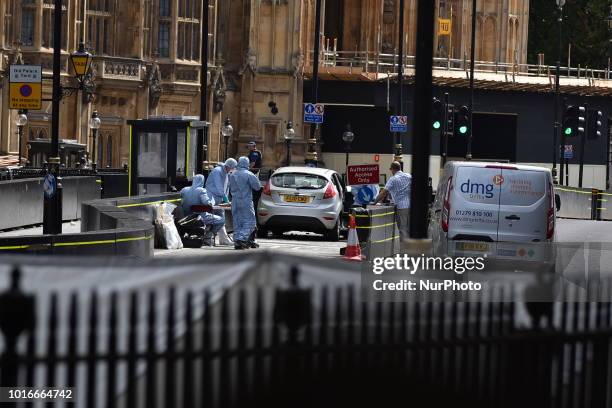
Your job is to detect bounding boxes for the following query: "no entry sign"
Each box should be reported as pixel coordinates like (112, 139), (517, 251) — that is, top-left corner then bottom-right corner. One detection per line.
(347, 164), (380, 186)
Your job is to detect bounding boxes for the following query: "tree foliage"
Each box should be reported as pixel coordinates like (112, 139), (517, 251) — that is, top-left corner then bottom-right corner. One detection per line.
(528, 0), (611, 69)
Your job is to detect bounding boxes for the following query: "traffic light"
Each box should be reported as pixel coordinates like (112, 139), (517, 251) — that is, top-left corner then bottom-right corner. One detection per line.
(446, 104), (455, 137)
(588, 109), (603, 139)
(432, 98), (444, 131)
(562, 105), (586, 137)
(456, 106), (470, 136)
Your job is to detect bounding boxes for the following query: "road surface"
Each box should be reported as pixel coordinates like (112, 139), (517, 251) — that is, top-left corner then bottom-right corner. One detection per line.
(155, 231), (346, 259)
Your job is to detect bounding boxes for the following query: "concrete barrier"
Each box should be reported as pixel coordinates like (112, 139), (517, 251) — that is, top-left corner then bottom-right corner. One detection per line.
(351, 205), (399, 260)
(0, 176), (100, 231)
(555, 186), (596, 220)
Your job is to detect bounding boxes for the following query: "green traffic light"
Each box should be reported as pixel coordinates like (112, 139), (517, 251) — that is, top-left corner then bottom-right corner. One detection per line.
(564, 127), (572, 136)
(433, 121), (441, 130)
(459, 125), (468, 134)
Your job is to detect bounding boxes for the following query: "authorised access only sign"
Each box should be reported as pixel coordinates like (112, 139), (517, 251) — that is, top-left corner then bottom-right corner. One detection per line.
(347, 164), (380, 186)
(9, 65), (42, 110)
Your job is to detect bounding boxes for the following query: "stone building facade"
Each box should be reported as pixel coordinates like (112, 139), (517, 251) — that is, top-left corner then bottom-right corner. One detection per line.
(0, 0), (529, 169)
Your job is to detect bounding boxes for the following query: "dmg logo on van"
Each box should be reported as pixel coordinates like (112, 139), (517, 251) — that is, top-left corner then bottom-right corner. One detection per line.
(493, 174), (504, 185)
(460, 178), (497, 199)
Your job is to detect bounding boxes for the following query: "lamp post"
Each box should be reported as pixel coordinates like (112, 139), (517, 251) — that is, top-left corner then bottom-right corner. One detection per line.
(89, 111), (101, 171)
(342, 124), (355, 175)
(221, 117), (233, 161)
(15, 110), (28, 167)
(284, 121), (296, 166)
(606, 5), (612, 190)
(552, 0), (565, 185)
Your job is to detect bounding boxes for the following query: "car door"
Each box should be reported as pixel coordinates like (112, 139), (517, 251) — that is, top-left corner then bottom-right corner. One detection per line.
(497, 168), (549, 242)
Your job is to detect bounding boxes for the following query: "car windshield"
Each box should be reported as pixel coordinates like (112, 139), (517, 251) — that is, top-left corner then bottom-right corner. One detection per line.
(271, 173), (328, 190)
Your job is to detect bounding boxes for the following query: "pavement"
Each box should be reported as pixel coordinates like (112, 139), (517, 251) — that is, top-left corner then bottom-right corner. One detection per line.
(555, 218), (612, 242)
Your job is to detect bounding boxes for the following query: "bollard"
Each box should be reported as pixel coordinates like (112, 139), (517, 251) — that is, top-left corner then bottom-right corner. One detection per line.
(591, 188), (601, 220)
(0, 267), (35, 387)
(273, 266), (312, 344)
(273, 266), (313, 406)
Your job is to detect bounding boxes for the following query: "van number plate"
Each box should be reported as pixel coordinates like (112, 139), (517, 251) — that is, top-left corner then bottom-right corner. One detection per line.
(284, 195), (310, 203)
(457, 242), (490, 251)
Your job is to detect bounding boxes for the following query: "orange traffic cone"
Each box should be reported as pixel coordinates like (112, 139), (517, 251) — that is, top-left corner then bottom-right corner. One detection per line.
(343, 214), (364, 261)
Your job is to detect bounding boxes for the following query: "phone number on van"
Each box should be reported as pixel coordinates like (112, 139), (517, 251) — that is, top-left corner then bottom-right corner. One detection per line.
(455, 210), (493, 218)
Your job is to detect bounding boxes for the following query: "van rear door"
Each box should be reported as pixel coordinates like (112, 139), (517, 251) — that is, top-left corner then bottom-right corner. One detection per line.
(448, 166), (502, 241)
(497, 167), (549, 242)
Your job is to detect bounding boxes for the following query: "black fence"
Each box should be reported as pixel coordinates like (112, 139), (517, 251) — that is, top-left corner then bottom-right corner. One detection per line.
(1, 266), (611, 408)
(0, 167), (127, 182)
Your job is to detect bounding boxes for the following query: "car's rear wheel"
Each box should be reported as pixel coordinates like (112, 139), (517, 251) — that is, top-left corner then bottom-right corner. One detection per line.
(256, 226), (268, 238)
(324, 220), (340, 241)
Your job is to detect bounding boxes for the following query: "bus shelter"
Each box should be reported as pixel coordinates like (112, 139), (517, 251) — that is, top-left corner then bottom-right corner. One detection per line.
(127, 117), (208, 196)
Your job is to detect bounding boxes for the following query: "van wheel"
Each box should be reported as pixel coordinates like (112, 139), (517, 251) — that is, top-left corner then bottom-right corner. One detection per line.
(324, 221), (340, 242)
(256, 226), (268, 238)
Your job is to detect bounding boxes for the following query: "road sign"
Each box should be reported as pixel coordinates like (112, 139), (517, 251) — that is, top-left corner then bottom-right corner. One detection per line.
(304, 103), (324, 124)
(390, 116), (408, 133)
(347, 164), (380, 186)
(353, 184), (380, 205)
(9, 65), (42, 110)
(564, 144), (574, 159)
(43, 173), (56, 199)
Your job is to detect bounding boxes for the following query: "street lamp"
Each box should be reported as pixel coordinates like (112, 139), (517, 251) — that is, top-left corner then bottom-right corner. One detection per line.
(70, 43), (94, 83)
(221, 117), (233, 161)
(342, 124), (355, 172)
(607, 5), (612, 189)
(89, 111), (101, 171)
(284, 121), (296, 166)
(15, 110), (28, 167)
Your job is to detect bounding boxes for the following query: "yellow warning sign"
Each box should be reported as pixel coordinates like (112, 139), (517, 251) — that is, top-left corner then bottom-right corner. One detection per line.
(9, 65), (42, 110)
(438, 18), (452, 36)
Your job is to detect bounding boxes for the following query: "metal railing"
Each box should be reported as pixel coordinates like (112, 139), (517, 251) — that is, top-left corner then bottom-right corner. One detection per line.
(307, 50), (612, 82)
(0, 167), (127, 181)
(1, 265), (612, 407)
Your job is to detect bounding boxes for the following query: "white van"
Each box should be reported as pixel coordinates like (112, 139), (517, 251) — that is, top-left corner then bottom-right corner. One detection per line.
(429, 161), (558, 271)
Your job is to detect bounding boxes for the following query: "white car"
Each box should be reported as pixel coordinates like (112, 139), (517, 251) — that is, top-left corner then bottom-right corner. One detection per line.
(429, 161), (559, 271)
(256, 167), (347, 241)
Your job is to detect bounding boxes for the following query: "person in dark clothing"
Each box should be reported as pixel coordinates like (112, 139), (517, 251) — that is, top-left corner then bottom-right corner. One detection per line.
(247, 142), (262, 174)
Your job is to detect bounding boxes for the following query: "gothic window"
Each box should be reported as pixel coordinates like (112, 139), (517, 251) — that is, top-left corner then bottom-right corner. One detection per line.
(158, 0), (173, 58)
(158, 21), (171, 58)
(160, 0), (171, 17)
(20, 1), (35, 46)
(28, 126), (49, 140)
(177, 0), (201, 60)
(87, 0), (114, 55)
(143, 0), (153, 57)
(41, 0), (68, 49)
